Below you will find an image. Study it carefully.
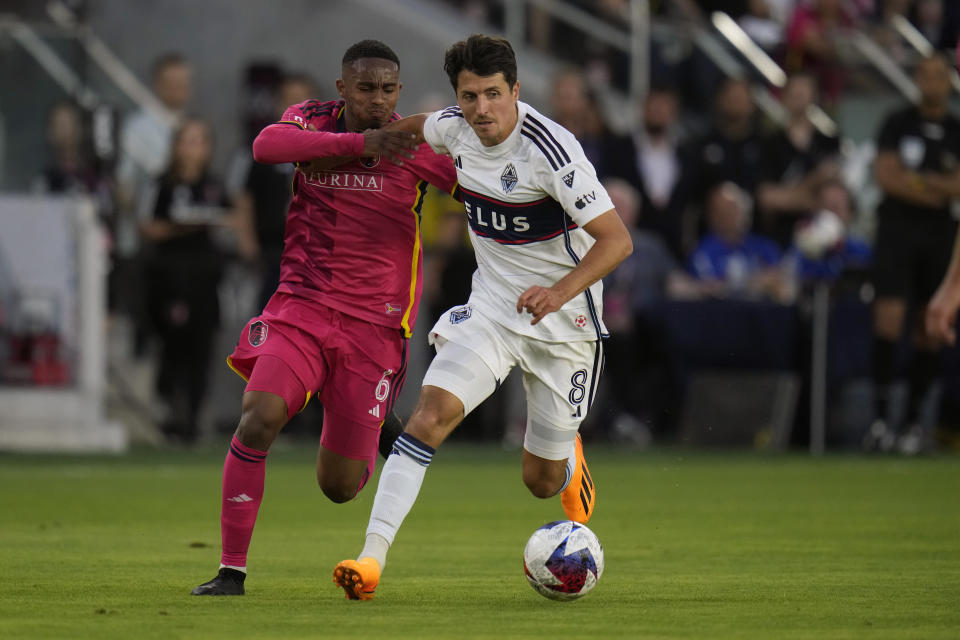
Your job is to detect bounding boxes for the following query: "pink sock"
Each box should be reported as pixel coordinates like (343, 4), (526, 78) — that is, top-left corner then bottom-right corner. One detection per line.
(220, 435), (268, 568)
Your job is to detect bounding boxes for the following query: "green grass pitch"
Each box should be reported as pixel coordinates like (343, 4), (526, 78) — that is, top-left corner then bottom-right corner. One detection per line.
(1, 444), (958, 639)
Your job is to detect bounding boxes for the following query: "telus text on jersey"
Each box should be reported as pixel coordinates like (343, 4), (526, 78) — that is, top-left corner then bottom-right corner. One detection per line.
(465, 201), (531, 232)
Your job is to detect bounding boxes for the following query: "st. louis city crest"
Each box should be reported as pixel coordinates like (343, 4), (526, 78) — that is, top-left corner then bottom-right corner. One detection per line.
(248, 321), (268, 347)
(500, 163), (518, 193)
(449, 305), (472, 324)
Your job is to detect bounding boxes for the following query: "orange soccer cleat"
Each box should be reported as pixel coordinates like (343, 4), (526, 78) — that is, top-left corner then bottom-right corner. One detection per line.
(560, 434), (595, 523)
(332, 557), (381, 600)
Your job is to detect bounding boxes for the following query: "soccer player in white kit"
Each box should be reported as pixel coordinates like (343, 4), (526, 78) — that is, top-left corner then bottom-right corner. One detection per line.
(333, 34), (633, 600)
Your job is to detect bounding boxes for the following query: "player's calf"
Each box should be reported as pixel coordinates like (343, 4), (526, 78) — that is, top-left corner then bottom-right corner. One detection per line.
(521, 449), (568, 498)
(316, 446), (375, 503)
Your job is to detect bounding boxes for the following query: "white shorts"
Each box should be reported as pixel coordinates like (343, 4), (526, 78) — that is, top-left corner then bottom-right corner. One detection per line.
(422, 304), (604, 460)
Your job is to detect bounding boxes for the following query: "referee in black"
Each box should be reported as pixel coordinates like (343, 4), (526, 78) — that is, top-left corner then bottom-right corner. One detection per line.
(868, 54), (960, 453)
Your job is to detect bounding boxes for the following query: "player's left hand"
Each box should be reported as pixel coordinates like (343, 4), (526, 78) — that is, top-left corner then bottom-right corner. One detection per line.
(516, 286), (564, 325)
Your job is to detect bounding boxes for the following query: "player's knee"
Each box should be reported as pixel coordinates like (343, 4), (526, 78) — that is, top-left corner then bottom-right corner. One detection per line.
(317, 474), (357, 504)
(406, 406), (457, 445)
(236, 402), (286, 450)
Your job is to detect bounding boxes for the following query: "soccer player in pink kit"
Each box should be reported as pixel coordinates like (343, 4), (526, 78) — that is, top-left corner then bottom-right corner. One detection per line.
(191, 40), (458, 596)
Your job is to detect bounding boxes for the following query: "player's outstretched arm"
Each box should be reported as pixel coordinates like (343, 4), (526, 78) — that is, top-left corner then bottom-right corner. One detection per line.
(252, 122), (365, 165)
(926, 226), (960, 345)
(516, 209), (633, 325)
(297, 124), (420, 173)
(359, 127), (419, 164)
(384, 113), (430, 146)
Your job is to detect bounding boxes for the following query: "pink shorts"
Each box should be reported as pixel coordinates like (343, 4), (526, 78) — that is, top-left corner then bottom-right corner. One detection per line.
(227, 292), (408, 461)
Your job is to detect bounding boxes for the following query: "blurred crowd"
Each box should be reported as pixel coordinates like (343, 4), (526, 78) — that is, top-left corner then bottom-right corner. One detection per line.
(450, 0), (960, 107)
(12, 0), (960, 453)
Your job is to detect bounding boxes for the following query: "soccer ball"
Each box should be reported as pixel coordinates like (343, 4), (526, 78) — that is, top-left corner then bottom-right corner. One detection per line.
(523, 520), (604, 600)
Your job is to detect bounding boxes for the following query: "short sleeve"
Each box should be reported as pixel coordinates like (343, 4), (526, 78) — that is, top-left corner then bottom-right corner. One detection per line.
(537, 135), (614, 227)
(423, 107), (461, 155)
(277, 99), (338, 131)
(278, 101), (310, 130)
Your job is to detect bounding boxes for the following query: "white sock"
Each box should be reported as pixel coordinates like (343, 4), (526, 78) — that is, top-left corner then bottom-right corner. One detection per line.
(363, 433), (435, 569)
(359, 533), (390, 570)
(557, 440), (577, 493)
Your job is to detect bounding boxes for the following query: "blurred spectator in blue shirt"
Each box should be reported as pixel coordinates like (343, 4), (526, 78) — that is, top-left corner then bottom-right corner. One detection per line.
(689, 182), (787, 300)
(603, 178), (703, 333)
(788, 179), (871, 282)
(600, 178), (702, 442)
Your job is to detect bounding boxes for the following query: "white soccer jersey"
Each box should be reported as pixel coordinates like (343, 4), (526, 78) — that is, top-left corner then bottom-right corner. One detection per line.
(423, 100), (614, 342)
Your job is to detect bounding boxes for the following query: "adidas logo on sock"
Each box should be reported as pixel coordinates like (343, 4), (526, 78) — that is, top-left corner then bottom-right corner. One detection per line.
(227, 493), (253, 503)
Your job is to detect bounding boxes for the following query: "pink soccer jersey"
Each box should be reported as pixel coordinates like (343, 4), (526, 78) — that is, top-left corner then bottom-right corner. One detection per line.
(253, 99), (458, 337)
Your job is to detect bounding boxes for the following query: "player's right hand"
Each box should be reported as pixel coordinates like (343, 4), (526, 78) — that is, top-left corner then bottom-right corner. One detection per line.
(925, 282), (960, 345)
(362, 129), (418, 165)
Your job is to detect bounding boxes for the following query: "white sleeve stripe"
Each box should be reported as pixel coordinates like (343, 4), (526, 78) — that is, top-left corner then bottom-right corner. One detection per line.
(524, 115), (571, 164)
(521, 126), (563, 171)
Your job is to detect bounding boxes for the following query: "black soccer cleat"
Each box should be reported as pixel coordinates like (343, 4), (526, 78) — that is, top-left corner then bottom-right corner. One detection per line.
(378, 411), (404, 459)
(190, 568), (245, 596)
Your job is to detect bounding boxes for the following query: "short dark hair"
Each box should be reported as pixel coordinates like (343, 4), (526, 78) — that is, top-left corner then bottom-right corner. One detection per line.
(342, 40), (399, 67)
(443, 34), (517, 91)
(151, 52), (189, 79)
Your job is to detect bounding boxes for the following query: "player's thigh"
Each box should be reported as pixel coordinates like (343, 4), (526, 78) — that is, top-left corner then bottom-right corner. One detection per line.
(423, 309), (516, 419)
(242, 356), (309, 425)
(317, 319), (407, 462)
(520, 339), (604, 460)
(229, 293), (329, 421)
